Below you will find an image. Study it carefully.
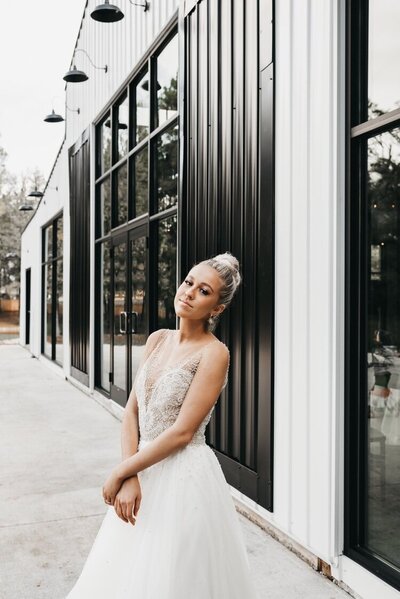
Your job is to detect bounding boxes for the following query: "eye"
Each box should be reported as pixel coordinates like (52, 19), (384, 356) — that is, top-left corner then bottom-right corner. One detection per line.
(184, 279), (208, 295)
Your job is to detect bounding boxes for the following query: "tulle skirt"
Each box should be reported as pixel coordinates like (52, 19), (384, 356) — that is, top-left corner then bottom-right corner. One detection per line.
(66, 439), (259, 598)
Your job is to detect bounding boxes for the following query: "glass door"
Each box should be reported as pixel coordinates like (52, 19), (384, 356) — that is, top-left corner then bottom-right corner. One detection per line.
(129, 228), (148, 391)
(111, 235), (128, 405)
(110, 227), (148, 406)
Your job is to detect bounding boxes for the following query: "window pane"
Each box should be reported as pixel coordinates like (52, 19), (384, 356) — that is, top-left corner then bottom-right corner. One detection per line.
(115, 92), (129, 161)
(55, 259), (63, 364)
(115, 163), (128, 227)
(97, 177), (111, 237)
(136, 71), (150, 143)
(133, 146), (148, 217)
(156, 124), (178, 212)
(44, 263), (52, 358)
(157, 35), (178, 127)
(157, 215), (177, 329)
(131, 235), (147, 382)
(45, 225), (53, 262)
(366, 127), (400, 566)
(98, 115), (111, 175)
(56, 216), (63, 258)
(99, 241), (111, 392)
(368, 1), (400, 119)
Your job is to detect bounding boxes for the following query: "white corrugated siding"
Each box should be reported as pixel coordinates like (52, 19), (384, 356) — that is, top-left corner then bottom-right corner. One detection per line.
(273, 0), (345, 563)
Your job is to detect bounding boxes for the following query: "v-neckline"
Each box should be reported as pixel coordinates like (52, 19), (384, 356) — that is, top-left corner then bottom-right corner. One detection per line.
(152, 329), (218, 372)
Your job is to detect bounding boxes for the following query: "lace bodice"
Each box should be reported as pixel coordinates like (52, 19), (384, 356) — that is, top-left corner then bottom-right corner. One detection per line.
(134, 329), (229, 446)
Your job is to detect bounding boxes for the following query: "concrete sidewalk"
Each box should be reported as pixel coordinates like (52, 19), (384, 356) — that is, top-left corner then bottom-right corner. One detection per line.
(0, 344), (353, 599)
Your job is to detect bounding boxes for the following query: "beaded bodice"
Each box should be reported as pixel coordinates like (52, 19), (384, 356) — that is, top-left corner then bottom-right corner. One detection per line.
(134, 329), (229, 446)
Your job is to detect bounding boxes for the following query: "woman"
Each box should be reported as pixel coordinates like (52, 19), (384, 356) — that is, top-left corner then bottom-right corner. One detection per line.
(66, 252), (259, 598)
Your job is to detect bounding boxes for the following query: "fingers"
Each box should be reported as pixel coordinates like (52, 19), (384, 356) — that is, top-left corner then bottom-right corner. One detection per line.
(133, 496), (141, 518)
(114, 498), (128, 523)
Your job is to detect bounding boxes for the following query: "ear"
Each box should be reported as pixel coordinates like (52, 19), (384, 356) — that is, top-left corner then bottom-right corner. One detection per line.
(212, 304), (226, 317)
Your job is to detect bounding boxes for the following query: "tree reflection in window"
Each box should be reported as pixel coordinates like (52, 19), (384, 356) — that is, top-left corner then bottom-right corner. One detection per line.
(157, 124), (178, 212)
(157, 35), (178, 127)
(158, 215), (177, 329)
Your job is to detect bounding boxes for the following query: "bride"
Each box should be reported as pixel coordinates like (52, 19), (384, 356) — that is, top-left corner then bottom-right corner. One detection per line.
(66, 252), (259, 598)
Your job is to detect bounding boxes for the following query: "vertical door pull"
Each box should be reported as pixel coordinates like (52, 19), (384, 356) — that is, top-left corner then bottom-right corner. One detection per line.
(119, 311), (127, 334)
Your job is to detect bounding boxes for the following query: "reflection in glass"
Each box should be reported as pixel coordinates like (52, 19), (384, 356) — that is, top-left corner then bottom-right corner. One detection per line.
(116, 163), (128, 226)
(56, 216), (63, 258)
(44, 263), (52, 358)
(133, 146), (148, 216)
(99, 115), (112, 174)
(98, 177), (111, 237)
(157, 35), (178, 127)
(368, 1), (400, 119)
(116, 93), (129, 160)
(366, 128), (400, 567)
(157, 124), (178, 212)
(113, 242), (127, 391)
(100, 242), (111, 392)
(158, 216), (177, 329)
(45, 225), (53, 261)
(131, 236), (147, 382)
(136, 71), (149, 143)
(55, 260), (63, 364)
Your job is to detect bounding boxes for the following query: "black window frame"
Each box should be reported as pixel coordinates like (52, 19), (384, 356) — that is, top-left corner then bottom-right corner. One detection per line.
(41, 211), (63, 364)
(94, 16), (179, 397)
(345, 0), (400, 591)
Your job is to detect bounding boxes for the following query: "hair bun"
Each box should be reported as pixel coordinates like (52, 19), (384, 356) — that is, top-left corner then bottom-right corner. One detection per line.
(213, 252), (241, 288)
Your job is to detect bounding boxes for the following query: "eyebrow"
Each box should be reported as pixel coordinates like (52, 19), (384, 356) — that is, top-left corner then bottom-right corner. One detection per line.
(187, 275), (214, 293)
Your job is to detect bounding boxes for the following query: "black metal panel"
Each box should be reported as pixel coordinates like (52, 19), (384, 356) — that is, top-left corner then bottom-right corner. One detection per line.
(182, 0), (274, 509)
(69, 128), (90, 386)
(25, 268), (31, 346)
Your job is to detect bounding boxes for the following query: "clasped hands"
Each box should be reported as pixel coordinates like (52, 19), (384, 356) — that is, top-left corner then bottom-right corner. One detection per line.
(102, 465), (142, 526)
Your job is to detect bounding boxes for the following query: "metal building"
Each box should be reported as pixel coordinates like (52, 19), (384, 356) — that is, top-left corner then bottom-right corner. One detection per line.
(20, 1), (400, 597)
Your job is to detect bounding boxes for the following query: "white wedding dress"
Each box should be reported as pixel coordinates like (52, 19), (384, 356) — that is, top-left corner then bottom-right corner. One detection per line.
(66, 329), (259, 598)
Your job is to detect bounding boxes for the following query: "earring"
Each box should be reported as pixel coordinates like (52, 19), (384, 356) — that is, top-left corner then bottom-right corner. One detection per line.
(208, 314), (214, 325)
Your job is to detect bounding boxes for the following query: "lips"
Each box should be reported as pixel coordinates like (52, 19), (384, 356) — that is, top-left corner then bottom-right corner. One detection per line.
(179, 298), (192, 308)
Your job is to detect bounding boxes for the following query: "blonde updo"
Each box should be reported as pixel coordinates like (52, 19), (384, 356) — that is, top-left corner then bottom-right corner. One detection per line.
(197, 251), (241, 332)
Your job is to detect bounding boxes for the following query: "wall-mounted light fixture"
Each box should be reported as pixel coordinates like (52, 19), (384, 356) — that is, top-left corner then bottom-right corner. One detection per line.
(44, 105), (80, 123)
(64, 48), (108, 82)
(27, 187), (44, 198)
(104, 119), (127, 130)
(91, 0), (149, 23)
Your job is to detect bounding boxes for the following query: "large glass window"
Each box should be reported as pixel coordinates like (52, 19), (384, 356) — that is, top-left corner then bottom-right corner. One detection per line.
(94, 29), (178, 403)
(347, 2), (400, 589)
(42, 214), (63, 364)
(368, 0), (400, 119)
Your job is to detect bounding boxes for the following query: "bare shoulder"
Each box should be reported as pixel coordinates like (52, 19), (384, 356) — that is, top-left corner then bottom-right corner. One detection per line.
(147, 328), (168, 344)
(144, 328), (168, 354)
(202, 339), (230, 370)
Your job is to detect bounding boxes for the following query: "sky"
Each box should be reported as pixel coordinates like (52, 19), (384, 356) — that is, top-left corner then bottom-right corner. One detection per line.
(0, 0), (85, 181)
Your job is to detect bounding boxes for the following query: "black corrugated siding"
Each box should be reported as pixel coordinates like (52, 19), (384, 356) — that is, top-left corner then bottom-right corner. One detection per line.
(69, 128), (90, 386)
(182, 0), (274, 509)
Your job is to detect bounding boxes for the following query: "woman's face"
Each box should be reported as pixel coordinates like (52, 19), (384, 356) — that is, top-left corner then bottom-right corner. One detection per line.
(174, 263), (225, 324)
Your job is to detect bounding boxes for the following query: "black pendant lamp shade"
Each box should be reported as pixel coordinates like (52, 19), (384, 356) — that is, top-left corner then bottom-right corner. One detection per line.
(19, 204), (34, 211)
(141, 79), (161, 91)
(44, 109), (64, 123)
(91, 0), (124, 22)
(28, 188), (44, 198)
(63, 65), (89, 83)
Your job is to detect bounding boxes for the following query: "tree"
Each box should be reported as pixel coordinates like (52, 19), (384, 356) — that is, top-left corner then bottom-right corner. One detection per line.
(0, 140), (44, 299)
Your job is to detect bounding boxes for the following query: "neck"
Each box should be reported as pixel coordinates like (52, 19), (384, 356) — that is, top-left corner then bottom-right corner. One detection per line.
(176, 318), (209, 343)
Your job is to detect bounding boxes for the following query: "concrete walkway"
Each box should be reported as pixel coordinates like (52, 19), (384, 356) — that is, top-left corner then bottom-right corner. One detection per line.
(0, 344), (353, 599)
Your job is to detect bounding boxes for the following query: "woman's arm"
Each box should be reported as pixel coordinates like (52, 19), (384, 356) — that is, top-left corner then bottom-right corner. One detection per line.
(103, 342), (229, 501)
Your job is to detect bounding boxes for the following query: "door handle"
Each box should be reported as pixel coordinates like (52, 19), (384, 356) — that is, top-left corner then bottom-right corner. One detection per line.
(119, 311), (127, 334)
(130, 311), (138, 334)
